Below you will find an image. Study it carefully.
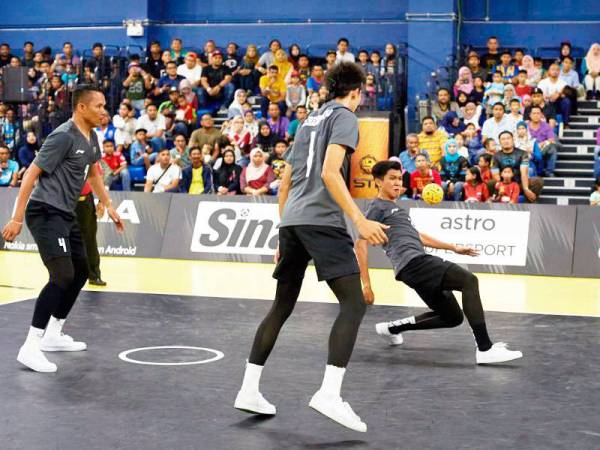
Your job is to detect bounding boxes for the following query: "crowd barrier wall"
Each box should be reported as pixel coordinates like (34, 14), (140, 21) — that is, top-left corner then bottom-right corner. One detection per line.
(0, 191), (597, 278)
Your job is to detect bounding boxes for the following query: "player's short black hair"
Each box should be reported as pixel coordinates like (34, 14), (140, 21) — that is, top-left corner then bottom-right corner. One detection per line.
(166, 61), (177, 68)
(562, 55), (574, 62)
(189, 146), (202, 155)
(530, 105), (543, 113)
(92, 42), (103, 50)
(499, 130), (513, 139)
(421, 115), (435, 124)
(483, 138), (496, 148)
(325, 61), (365, 100)
(268, 64), (279, 71)
(372, 160), (402, 180)
(274, 139), (288, 146)
(102, 139), (115, 146)
(24, 41), (34, 47)
(296, 105), (307, 111)
(492, 101), (505, 110)
(510, 98), (521, 104)
(338, 37), (349, 45)
(72, 84), (103, 110)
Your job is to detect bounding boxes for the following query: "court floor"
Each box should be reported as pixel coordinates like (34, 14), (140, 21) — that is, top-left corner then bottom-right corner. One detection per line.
(1, 251), (600, 450)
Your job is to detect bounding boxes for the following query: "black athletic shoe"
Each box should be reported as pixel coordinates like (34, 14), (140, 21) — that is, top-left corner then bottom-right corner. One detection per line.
(88, 278), (107, 286)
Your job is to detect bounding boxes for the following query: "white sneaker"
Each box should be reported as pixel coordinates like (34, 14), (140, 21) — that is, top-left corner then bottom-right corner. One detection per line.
(476, 342), (523, 365)
(40, 333), (87, 352)
(375, 322), (403, 346)
(17, 344), (57, 373)
(234, 389), (276, 415)
(309, 389), (367, 433)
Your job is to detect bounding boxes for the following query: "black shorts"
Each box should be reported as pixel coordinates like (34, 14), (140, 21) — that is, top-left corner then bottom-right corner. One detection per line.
(397, 254), (453, 294)
(273, 225), (360, 282)
(25, 200), (86, 263)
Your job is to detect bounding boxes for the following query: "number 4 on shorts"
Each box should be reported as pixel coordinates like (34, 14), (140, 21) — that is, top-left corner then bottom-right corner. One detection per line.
(57, 237), (67, 253)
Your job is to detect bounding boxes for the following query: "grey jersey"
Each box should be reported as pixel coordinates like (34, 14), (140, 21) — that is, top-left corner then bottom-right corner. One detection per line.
(280, 101), (359, 229)
(30, 119), (101, 215)
(365, 198), (426, 276)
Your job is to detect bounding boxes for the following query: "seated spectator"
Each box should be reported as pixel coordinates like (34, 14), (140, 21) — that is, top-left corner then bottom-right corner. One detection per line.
(370, 51), (383, 81)
(198, 40), (217, 67)
(462, 123), (482, 164)
(336, 38), (355, 63)
(583, 43), (600, 99)
(177, 52), (202, 87)
(513, 48), (525, 69)
(267, 103), (290, 140)
(307, 91), (321, 113)
(256, 121), (277, 154)
(492, 167), (520, 204)
(453, 132), (470, 160)
(95, 112), (116, 143)
(87, 42), (111, 79)
(476, 138), (498, 167)
(123, 62), (152, 112)
(214, 148), (242, 195)
(491, 131), (543, 203)
(502, 84), (519, 108)
(399, 134), (430, 174)
(357, 49), (372, 74)
(463, 167), (489, 202)
(506, 98), (523, 128)
(136, 103), (166, 152)
(483, 72), (505, 108)
(267, 139), (288, 195)
(387, 156), (412, 199)
(225, 115), (252, 163)
(515, 121), (544, 177)
(0, 145), (19, 187)
(224, 42), (241, 75)
(514, 70), (533, 98)
(537, 63), (571, 127)
(318, 85), (329, 104)
(466, 51), (487, 82)
(228, 89), (252, 119)
(17, 131), (39, 178)
(180, 147), (213, 195)
(179, 79), (199, 111)
(470, 76), (485, 104)
(478, 153), (493, 183)
(198, 51), (235, 110)
(257, 39), (282, 74)
(169, 38), (187, 65)
(482, 102), (515, 144)
(61, 64), (78, 90)
(440, 138), (468, 201)
(359, 73), (377, 111)
(170, 134), (191, 168)
(286, 71), (307, 117)
(295, 54), (311, 86)
(461, 102), (483, 130)
(157, 61), (186, 103)
(591, 177), (600, 206)
(534, 57), (546, 80)
(454, 66), (474, 97)
(241, 148), (275, 196)
(237, 44), (260, 94)
(259, 65), (287, 119)
(173, 94), (197, 136)
(189, 114), (223, 161)
(521, 55), (541, 86)
(273, 49), (293, 83)
(410, 154), (442, 200)
(431, 88), (458, 123)
(100, 140), (131, 191)
(527, 108), (558, 177)
(456, 91), (470, 109)
(524, 88), (557, 128)
(287, 105), (308, 141)
(417, 116), (447, 169)
(559, 56), (580, 116)
(323, 50), (337, 73)
(113, 103), (137, 155)
(130, 128), (158, 170)
(595, 126), (600, 178)
(440, 111), (465, 136)
(493, 51), (517, 83)
(145, 40), (165, 81)
(144, 148), (182, 193)
(306, 64), (325, 95)
(288, 44), (301, 68)
(244, 110), (259, 138)
(482, 36), (501, 73)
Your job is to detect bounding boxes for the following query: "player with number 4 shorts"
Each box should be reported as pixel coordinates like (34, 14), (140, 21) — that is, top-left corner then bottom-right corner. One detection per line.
(1, 85), (124, 373)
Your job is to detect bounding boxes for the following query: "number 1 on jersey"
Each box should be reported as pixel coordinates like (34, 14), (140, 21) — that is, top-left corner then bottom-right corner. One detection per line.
(306, 131), (316, 178)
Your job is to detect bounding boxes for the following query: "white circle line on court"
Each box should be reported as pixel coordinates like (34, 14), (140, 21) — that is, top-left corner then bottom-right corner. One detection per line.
(118, 346), (224, 366)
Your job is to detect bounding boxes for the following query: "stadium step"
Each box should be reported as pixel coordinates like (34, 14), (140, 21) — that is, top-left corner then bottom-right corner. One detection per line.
(538, 195), (590, 206)
(558, 137), (596, 146)
(543, 177), (595, 188)
(576, 108), (600, 116)
(553, 167), (595, 177)
(578, 100), (600, 109)
(561, 129), (597, 139)
(556, 152), (594, 161)
(542, 185), (591, 197)
(556, 160), (594, 170)
(560, 145), (596, 154)
(568, 124), (600, 130)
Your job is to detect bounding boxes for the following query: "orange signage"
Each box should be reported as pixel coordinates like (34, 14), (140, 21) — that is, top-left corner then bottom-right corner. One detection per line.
(350, 117), (390, 198)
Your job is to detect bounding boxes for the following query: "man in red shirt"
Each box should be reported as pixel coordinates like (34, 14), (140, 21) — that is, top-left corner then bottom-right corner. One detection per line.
(410, 154), (442, 199)
(101, 140), (131, 190)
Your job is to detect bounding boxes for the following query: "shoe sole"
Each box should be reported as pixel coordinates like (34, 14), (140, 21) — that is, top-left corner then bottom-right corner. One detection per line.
(17, 355), (57, 373)
(234, 401), (276, 415)
(477, 352), (523, 365)
(309, 397), (367, 433)
(40, 346), (87, 352)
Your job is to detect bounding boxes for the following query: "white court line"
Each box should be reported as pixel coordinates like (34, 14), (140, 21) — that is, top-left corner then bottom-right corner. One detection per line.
(118, 346), (224, 366)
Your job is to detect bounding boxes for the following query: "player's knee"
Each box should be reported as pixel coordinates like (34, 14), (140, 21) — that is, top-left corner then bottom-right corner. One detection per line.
(73, 258), (89, 285)
(444, 309), (464, 328)
(48, 259), (75, 290)
(464, 272), (479, 289)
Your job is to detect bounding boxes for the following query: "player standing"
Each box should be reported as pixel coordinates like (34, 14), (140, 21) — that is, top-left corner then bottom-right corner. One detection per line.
(2, 85), (124, 373)
(234, 62), (388, 432)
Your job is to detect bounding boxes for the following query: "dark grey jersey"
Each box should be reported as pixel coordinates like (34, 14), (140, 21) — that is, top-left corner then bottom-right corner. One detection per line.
(30, 119), (101, 215)
(280, 101), (359, 229)
(365, 198), (426, 276)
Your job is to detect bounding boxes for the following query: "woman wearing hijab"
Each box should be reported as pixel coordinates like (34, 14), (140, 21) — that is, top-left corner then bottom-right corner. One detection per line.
(273, 49), (293, 84)
(288, 44), (301, 69)
(440, 111), (466, 136)
(226, 115), (252, 163)
(255, 121), (277, 154)
(454, 66), (474, 97)
(17, 131), (39, 179)
(228, 89), (252, 119)
(583, 43), (600, 99)
(214, 148), (243, 195)
(179, 79), (199, 111)
(521, 55), (541, 86)
(240, 147), (275, 196)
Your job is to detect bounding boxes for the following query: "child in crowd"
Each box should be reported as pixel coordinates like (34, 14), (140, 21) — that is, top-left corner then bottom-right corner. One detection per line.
(477, 138), (497, 164)
(463, 123), (483, 164)
(410, 154), (442, 200)
(522, 94), (533, 110)
(130, 128), (157, 170)
(494, 51), (517, 83)
(515, 70), (533, 98)
(483, 72), (505, 110)
(463, 166), (489, 202)
(360, 73), (377, 110)
(268, 139), (288, 195)
(507, 98), (523, 128)
(478, 153), (493, 183)
(591, 177), (600, 206)
(453, 132), (470, 160)
(471, 76), (485, 104)
(285, 71), (306, 118)
(439, 138), (468, 201)
(493, 166), (520, 204)
(461, 102), (483, 129)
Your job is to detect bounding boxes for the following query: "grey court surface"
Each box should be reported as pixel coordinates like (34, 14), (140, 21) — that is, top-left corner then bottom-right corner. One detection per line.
(1, 292), (599, 450)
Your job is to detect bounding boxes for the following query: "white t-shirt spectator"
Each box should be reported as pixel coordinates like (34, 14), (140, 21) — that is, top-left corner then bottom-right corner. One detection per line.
(537, 77), (567, 100)
(146, 163), (181, 193)
(136, 114), (166, 136)
(177, 63), (202, 86)
(336, 51), (355, 63)
(113, 114), (137, 146)
(481, 115), (516, 143)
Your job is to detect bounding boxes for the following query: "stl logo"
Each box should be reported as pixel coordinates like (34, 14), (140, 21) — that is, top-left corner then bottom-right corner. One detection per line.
(359, 155), (378, 175)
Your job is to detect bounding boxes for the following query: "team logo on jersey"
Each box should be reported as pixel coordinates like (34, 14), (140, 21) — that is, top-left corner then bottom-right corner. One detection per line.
(75, 149), (85, 154)
(359, 154), (378, 175)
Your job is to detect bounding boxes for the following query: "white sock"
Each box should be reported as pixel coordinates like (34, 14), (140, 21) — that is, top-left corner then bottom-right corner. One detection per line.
(240, 362), (263, 393)
(319, 365), (346, 397)
(44, 317), (65, 338)
(389, 316), (416, 330)
(24, 326), (45, 347)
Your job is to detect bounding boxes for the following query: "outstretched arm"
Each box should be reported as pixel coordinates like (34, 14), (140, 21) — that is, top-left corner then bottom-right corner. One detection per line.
(419, 232), (479, 256)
